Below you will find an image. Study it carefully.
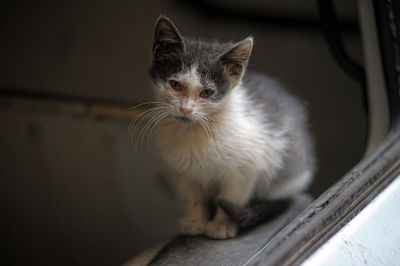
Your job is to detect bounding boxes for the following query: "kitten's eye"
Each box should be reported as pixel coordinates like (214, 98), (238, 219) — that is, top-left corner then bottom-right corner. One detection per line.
(169, 80), (182, 92)
(200, 89), (215, 98)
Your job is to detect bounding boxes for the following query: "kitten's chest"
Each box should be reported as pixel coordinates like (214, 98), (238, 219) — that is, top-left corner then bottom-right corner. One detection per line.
(156, 123), (226, 176)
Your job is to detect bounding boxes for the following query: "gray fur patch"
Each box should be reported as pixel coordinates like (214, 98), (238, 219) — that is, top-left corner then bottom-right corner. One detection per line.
(243, 72), (316, 192)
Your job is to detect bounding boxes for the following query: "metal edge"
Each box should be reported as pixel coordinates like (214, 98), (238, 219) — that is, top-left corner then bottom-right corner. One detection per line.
(245, 129), (400, 266)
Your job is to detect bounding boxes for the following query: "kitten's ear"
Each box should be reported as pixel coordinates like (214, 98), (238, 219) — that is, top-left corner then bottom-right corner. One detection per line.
(152, 15), (185, 59)
(219, 37), (253, 86)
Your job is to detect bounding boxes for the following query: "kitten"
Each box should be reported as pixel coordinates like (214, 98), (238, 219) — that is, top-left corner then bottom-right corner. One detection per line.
(147, 15), (315, 239)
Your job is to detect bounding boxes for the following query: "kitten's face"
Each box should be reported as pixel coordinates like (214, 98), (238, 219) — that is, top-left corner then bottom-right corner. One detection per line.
(149, 16), (253, 123)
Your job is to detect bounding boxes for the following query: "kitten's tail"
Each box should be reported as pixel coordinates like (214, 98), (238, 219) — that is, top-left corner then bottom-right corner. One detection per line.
(217, 198), (292, 229)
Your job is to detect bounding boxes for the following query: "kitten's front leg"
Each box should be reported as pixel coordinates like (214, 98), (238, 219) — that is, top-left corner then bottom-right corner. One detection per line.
(178, 176), (208, 236)
(205, 172), (256, 239)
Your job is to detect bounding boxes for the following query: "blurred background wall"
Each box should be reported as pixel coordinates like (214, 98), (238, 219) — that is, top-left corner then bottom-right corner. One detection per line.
(0, 0), (366, 265)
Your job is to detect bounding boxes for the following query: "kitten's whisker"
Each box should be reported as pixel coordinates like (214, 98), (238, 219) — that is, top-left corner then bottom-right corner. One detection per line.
(128, 102), (169, 134)
(129, 108), (156, 135)
(128, 119), (135, 136)
(201, 118), (212, 139)
(135, 112), (165, 153)
(134, 107), (170, 153)
(200, 114), (217, 129)
(206, 118), (217, 134)
(146, 112), (170, 145)
(130, 107), (167, 149)
(129, 109), (157, 144)
(134, 112), (160, 153)
(199, 119), (211, 140)
(197, 115), (214, 140)
(139, 110), (165, 146)
(130, 106), (167, 136)
(127, 101), (169, 111)
(203, 116), (217, 140)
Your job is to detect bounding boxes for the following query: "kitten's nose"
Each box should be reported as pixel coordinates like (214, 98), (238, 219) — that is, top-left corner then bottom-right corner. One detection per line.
(179, 106), (192, 115)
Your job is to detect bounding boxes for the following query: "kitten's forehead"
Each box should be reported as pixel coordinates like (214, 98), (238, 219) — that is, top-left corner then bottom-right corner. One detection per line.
(175, 66), (202, 91)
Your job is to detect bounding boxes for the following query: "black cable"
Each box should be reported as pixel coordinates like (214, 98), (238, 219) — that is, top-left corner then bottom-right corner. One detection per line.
(317, 0), (366, 85)
(317, 0), (368, 149)
(373, 0), (400, 128)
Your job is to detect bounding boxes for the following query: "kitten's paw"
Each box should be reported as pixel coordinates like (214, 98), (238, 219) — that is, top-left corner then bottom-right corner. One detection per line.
(179, 217), (207, 236)
(205, 220), (238, 239)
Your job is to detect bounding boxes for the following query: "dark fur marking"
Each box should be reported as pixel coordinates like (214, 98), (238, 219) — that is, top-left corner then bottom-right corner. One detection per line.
(176, 116), (193, 123)
(218, 198), (292, 229)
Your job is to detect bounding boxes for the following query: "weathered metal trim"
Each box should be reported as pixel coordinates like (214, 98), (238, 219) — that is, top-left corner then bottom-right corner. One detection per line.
(246, 129), (400, 266)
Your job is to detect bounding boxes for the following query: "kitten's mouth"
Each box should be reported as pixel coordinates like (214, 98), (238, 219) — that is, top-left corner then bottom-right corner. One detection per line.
(175, 116), (193, 123)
